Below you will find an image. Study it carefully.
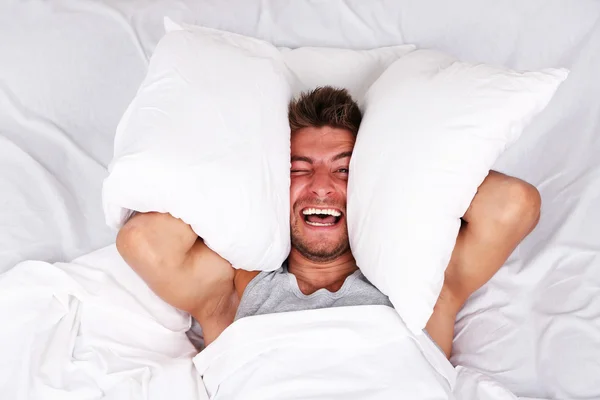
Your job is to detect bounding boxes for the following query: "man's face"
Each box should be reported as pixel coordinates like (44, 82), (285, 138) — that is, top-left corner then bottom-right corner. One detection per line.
(289, 126), (355, 262)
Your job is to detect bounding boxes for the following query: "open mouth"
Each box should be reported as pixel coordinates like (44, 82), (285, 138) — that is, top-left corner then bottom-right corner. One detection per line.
(301, 207), (343, 227)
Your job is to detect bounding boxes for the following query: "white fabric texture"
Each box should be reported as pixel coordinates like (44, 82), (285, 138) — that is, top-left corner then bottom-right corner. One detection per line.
(0, 1), (143, 272)
(454, 367), (519, 400)
(348, 50), (568, 333)
(280, 45), (415, 100)
(0, 245), (207, 400)
(0, 248), (518, 400)
(167, 19), (416, 101)
(1, 1), (599, 398)
(102, 25), (293, 271)
(194, 305), (457, 399)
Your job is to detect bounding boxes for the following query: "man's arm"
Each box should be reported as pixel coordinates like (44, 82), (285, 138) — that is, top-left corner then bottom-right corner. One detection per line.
(425, 171), (542, 358)
(116, 212), (237, 322)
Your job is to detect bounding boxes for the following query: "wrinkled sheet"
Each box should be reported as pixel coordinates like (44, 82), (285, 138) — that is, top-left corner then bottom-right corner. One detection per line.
(0, 1), (144, 271)
(0, 246), (520, 400)
(1, 1), (599, 398)
(0, 245), (207, 400)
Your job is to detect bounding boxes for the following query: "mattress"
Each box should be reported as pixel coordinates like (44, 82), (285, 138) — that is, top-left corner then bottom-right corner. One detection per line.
(1, 1), (599, 398)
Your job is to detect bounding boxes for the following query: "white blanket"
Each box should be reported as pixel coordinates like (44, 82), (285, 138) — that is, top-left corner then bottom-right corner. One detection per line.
(194, 306), (516, 400)
(0, 245), (207, 400)
(0, 246), (525, 399)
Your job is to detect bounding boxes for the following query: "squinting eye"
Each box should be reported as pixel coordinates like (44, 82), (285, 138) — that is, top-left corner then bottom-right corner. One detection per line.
(337, 168), (349, 173)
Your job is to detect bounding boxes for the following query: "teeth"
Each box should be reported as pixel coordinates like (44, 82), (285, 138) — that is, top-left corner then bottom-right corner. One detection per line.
(306, 221), (335, 227)
(302, 208), (342, 217)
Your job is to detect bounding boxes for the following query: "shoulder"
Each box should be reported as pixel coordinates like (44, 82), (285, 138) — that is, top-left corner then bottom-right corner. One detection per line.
(233, 269), (261, 298)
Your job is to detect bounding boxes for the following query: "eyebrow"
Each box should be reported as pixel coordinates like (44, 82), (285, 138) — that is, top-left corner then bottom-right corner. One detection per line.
(331, 151), (353, 162)
(291, 155), (313, 164)
(290, 151), (353, 164)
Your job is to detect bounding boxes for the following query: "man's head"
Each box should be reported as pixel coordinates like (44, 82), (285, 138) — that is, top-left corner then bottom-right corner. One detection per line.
(288, 86), (362, 263)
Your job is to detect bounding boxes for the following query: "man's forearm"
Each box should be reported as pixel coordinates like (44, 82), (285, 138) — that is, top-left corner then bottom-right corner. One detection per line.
(425, 284), (462, 358)
(426, 171), (541, 358)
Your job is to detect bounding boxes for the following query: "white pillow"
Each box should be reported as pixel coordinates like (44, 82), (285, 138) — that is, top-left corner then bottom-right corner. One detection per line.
(347, 49), (568, 333)
(166, 19), (416, 100)
(102, 24), (292, 271)
(280, 45), (415, 100)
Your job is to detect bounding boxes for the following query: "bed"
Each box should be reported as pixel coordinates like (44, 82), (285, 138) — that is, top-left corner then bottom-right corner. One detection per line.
(1, 1), (599, 398)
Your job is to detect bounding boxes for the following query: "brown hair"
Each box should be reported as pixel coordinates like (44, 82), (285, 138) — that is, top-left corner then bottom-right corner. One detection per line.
(288, 86), (362, 136)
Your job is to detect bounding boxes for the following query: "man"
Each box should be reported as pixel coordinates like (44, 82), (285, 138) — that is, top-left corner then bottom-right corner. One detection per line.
(116, 87), (541, 358)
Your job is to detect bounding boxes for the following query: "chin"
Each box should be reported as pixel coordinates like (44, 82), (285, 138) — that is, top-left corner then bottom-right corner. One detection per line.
(292, 234), (349, 262)
(307, 241), (339, 255)
(291, 217), (349, 259)
(304, 233), (341, 248)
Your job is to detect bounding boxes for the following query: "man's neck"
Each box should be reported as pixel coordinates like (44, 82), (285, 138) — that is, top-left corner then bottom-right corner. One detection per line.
(287, 249), (358, 295)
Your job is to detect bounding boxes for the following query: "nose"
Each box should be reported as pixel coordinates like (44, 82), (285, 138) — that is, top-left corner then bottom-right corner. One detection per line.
(309, 169), (335, 198)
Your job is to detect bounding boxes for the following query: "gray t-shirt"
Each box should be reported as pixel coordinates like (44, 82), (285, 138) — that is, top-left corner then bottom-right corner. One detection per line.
(235, 263), (393, 321)
(188, 263), (442, 355)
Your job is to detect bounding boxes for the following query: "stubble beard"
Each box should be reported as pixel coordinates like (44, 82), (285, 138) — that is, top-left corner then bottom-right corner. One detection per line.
(290, 218), (351, 263)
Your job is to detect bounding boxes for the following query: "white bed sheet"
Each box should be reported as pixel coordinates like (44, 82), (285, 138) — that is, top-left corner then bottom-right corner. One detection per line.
(0, 1), (147, 271)
(0, 245), (519, 400)
(1, 0), (599, 398)
(0, 245), (207, 400)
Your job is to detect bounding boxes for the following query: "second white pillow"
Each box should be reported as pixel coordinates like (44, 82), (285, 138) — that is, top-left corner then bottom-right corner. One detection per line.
(348, 49), (568, 333)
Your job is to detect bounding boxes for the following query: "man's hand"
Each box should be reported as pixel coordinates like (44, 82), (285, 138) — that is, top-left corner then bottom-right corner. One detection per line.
(426, 171), (542, 357)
